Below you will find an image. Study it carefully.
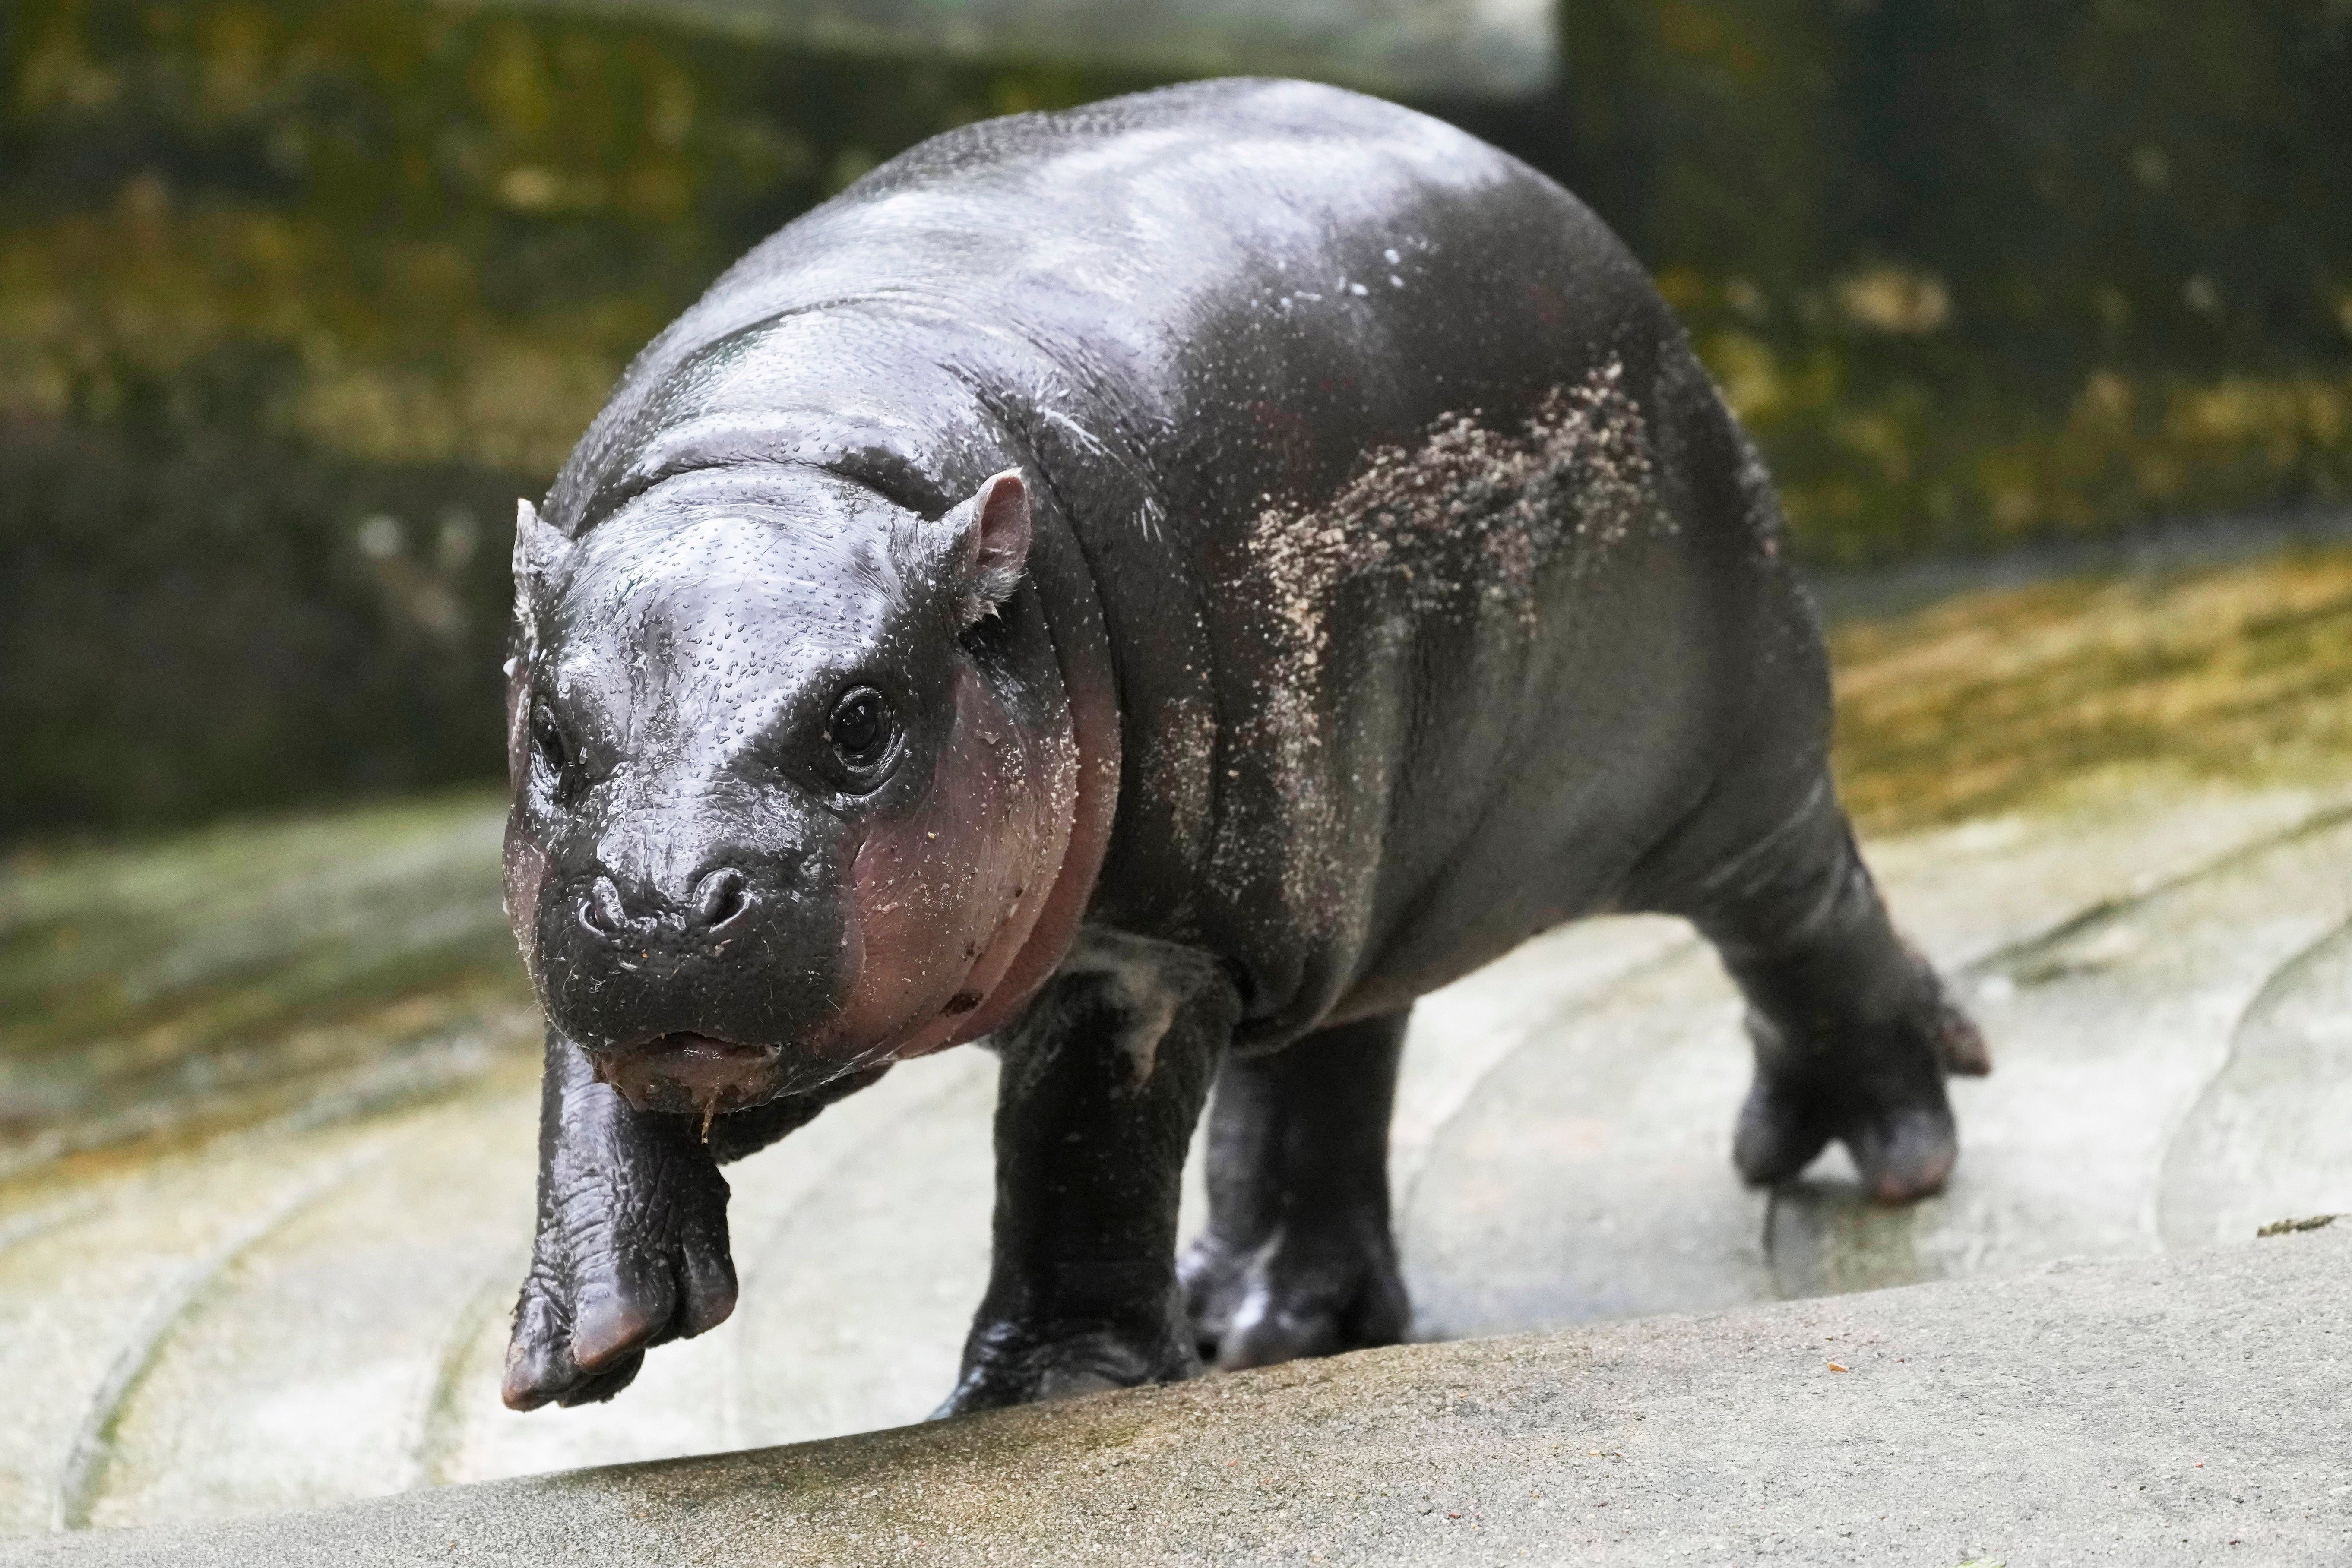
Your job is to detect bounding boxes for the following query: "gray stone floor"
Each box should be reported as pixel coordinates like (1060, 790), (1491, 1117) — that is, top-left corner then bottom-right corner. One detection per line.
(2, 764), (2348, 1541)
(12, 1224), (2348, 1566)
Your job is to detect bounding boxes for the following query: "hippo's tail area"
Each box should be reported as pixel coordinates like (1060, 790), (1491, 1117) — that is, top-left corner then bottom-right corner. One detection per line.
(1654, 316), (1809, 585)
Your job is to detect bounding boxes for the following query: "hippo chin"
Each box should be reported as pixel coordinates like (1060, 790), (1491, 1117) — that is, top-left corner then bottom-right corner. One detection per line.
(590, 1035), (785, 1120)
(498, 78), (1988, 1415)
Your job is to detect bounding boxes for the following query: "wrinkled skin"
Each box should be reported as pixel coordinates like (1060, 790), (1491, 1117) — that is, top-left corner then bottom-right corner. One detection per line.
(500, 79), (1988, 1415)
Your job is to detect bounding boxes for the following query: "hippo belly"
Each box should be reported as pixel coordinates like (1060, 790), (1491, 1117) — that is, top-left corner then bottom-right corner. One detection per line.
(498, 78), (1986, 1415)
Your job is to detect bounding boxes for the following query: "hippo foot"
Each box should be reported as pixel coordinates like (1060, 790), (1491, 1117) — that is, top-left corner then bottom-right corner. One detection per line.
(932, 1309), (1198, 1417)
(503, 1134), (738, 1411)
(1734, 1076), (1958, 1204)
(1733, 972), (1989, 1205)
(1179, 1210), (1410, 1371)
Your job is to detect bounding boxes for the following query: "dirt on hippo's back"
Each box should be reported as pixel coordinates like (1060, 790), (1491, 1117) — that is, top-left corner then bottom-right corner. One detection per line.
(1212, 360), (1669, 937)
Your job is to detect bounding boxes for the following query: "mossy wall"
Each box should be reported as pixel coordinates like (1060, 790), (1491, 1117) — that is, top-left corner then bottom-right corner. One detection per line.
(4, 0), (2349, 832)
(1485, 0), (2352, 562)
(0, 0), (1151, 832)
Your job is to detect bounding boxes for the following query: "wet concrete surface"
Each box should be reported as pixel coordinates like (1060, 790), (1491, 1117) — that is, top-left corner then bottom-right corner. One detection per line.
(13, 1226), (2348, 1566)
(2, 544), (2349, 1545)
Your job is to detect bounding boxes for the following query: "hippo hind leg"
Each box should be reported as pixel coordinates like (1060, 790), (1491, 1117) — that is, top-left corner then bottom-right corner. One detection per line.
(1178, 1012), (1411, 1370)
(1656, 772), (1990, 1204)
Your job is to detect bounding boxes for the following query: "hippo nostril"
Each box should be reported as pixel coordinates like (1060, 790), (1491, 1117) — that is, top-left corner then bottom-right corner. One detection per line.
(579, 876), (630, 942)
(693, 867), (749, 932)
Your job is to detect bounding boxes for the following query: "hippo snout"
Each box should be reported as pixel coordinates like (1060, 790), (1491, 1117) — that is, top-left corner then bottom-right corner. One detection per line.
(529, 831), (852, 1105)
(576, 866), (753, 946)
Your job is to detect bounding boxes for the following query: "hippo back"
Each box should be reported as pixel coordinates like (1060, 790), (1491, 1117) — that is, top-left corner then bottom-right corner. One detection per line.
(543, 78), (1810, 1048)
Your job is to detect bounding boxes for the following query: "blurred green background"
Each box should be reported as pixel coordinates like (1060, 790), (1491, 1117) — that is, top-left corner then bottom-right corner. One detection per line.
(4, 0), (2350, 835)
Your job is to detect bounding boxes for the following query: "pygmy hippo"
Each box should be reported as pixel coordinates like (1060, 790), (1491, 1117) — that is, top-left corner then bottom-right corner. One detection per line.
(499, 78), (1988, 1414)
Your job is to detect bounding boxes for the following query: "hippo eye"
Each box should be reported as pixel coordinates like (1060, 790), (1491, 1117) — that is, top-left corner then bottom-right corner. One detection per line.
(531, 702), (581, 793)
(826, 686), (896, 774)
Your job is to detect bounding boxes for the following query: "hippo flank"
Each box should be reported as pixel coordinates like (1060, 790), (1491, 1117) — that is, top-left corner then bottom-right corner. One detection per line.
(499, 79), (1988, 1414)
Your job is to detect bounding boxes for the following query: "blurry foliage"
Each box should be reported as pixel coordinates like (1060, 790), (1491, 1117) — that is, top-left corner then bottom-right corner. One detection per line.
(0, 0), (1141, 474)
(2, 0), (2350, 833)
(1832, 544), (2352, 835)
(0, 0), (1148, 834)
(0, 413), (523, 827)
(1539, 0), (2352, 562)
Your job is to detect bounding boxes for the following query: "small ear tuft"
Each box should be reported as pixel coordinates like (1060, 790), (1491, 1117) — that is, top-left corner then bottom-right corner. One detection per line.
(510, 498), (570, 650)
(513, 498), (569, 587)
(942, 468), (1033, 626)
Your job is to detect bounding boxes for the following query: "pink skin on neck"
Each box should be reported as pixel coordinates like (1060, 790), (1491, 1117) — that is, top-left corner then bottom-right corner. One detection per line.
(835, 633), (1118, 1064)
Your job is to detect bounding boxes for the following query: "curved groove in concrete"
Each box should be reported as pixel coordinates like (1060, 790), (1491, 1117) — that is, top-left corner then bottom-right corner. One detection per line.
(1753, 807), (2352, 1298)
(0, 1024), (513, 1193)
(1397, 940), (1769, 1337)
(2155, 915), (2352, 1249)
(722, 1055), (997, 1446)
(412, 1264), (525, 1490)
(728, 1062), (988, 1305)
(55, 1221), (2351, 1567)
(1391, 922), (1698, 1219)
(1957, 798), (2352, 979)
(1396, 789), (2352, 1259)
(51, 1147), (393, 1530)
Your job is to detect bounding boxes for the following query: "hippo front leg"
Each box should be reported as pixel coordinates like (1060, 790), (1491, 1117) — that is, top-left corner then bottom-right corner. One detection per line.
(503, 1026), (741, 1409)
(936, 935), (1239, 1415)
(505, 1029), (891, 1408)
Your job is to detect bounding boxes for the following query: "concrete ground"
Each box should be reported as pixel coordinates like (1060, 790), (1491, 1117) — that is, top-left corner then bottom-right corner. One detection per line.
(9, 1225), (2348, 1566)
(2, 543), (2349, 1556)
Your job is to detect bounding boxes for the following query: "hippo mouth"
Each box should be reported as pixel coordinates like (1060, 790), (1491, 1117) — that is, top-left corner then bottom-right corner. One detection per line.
(589, 1031), (788, 1126)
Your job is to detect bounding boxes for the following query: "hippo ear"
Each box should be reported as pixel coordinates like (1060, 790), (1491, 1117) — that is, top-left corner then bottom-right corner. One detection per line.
(508, 498), (571, 664)
(512, 499), (570, 595)
(940, 468), (1032, 626)
(511, 498), (570, 610)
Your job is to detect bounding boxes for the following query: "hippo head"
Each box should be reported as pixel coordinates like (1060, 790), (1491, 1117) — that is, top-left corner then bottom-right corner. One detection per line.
(501, 465), (1084, 1121)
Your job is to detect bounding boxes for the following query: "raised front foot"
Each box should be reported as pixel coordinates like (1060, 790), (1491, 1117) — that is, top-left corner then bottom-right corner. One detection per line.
(1733, 958), (1990, 1205)
(1180, 1206), (1409, 1370)
(503, 1156), (736, 1409)
(503, 1034), (739, 1410)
